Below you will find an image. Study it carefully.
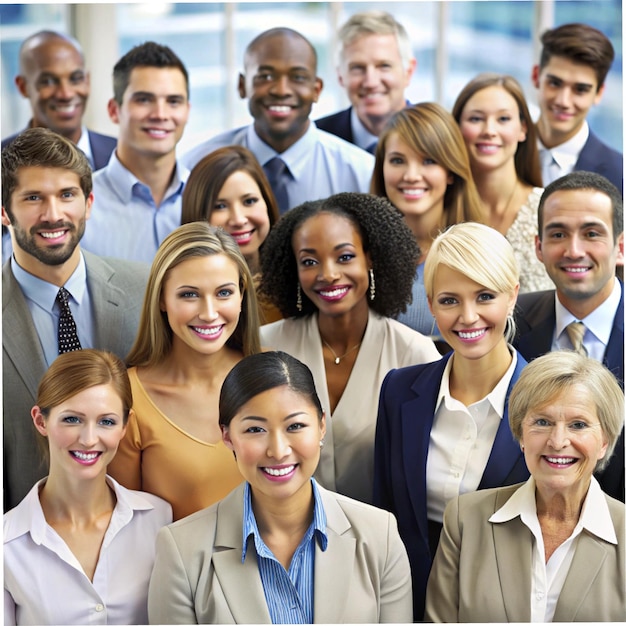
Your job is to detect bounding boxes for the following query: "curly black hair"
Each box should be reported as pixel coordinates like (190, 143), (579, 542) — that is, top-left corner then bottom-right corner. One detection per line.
(259, 192), (419, 318)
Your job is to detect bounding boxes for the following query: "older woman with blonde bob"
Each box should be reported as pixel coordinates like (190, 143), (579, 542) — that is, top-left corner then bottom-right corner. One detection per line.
(453, 73), (552, 293)
(374, 222), (530, 620)
(108, 222), (261, 520)
(426, 351), (625, 622)
(4, 350), (172, 625)
(371, 103), (484, 338)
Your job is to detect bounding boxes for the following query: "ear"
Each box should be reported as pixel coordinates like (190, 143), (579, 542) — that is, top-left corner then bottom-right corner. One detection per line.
(535, 234), (544, 263)
(337, 67), (345, 88)
(404, 57), (417, 85)
(518, 119), (528, 143)
(312, 76), (323, 103)
(597, 434), (609, 461)
(107, 98), (121, 124)
(447, 172), (454, 186)
(319, 411), (327, 441)
(615, 231), (624, 267)
(221, 424), (235, 451)
(238, 73), (246, 99)
(427, 295), (434, 316)
(1, 206), (12, 228)
(531, 64), (540, 89)
(84, 191), (94, 221)
(508, 283), (520, 314)
(593, 83), (605, 106)
(32, 406), (48, 437)
(15, 75), (29, 98)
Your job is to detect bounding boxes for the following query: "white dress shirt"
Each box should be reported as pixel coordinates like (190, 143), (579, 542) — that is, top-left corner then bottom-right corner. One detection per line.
(552, 277), (621, 362)
(426, 350), (518, 522)
(538, 122), (589, 186)
(4, 476), (172, 625)
(489, 476), (616, 622)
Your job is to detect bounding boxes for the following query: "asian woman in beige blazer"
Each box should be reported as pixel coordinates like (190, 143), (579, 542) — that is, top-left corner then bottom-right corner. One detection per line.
(148, 351), (412, 624)
(425, 351), (625, 622)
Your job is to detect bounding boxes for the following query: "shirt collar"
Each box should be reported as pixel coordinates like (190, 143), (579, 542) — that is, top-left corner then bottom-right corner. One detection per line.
(489, 476), (617, 544)
(247, 122), (318, 180)
(555, 278), (621, 345)
(75, 126), (94, 167)
(538, 121), (589, 171)
(241, 478), (328, 563)
(10, 251), (87, 312)
(350, 107), (378, 151)
(436, 349), (518, 418)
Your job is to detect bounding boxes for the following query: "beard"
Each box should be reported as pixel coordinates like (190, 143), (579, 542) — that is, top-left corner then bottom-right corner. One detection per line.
(10, 218), (85, 266)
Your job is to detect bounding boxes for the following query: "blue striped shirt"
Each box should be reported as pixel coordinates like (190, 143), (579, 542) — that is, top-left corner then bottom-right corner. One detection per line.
(241, 479), (328, 624)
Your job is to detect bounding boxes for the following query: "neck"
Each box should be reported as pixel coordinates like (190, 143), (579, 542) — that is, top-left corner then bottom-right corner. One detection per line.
(360, 112), (393, 137)
(535, 478), (590, 522)
(251, 480), (314, 537)
(12, 246), (81, 287)
(401, 204), (445, 255)
(317, 301), (369, 348)
(557, 279), (616, 320)
(245, 252), (261, 276)
(536, 115), (583, 150)
(255, 119), (309, 154)
(115, 146), (177, 206)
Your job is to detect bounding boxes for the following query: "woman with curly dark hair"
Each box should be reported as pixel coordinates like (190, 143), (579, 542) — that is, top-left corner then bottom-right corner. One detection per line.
(259, 192), (440, 503)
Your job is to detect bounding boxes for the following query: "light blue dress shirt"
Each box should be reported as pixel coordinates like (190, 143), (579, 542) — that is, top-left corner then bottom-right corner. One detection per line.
(182, 123), (374, 211)
(81, 152), (188, 263)
(241, 479), (328, 624)
(396, 261), (441, 339)
(10, 253), (94, 367)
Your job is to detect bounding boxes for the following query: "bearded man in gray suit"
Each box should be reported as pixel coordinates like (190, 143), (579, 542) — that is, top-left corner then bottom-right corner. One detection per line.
(2, 128), (148, 510)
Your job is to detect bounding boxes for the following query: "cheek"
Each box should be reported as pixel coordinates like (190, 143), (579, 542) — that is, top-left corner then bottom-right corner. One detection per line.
(209, 211), (228, 227)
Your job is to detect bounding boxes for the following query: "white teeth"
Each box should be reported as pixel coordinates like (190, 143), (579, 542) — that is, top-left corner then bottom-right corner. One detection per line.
(319, 287), (348, 298)
(269, 106), (291, 112)
(458, 329), (485, 339)
(147, 129), (168, 136)
(232, 231), (252, 242)
(403, 189), (426, 197)
(40, 230), (65, 239)
(565, 267), (588, 273)
(193, 325), (222, 336)
(546, 457), (575, 464)
(264, 465), (295, 476)
(72, 451), (99, 461)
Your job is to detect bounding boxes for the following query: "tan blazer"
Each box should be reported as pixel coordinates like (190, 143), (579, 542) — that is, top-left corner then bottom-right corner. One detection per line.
(425, 483), (625, 622)
(148, 483), (413, 624)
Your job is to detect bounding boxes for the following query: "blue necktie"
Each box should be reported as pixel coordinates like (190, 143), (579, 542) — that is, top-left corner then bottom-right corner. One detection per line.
(366, 140), (377, 155)
(263, 156), (291, 215)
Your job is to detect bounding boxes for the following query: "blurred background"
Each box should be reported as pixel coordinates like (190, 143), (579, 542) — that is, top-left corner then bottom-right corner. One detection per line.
(0, 1), (622, 154)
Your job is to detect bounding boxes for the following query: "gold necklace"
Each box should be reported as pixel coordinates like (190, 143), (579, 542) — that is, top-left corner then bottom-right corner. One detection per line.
(321, 338), (362, 365)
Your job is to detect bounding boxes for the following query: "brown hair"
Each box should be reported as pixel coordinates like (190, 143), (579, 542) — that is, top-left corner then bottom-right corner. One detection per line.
(539, 23), (615, 89)
(181, 145), (279, 229)
(371, 102), (484, 227)
(452, 73), (543, 188)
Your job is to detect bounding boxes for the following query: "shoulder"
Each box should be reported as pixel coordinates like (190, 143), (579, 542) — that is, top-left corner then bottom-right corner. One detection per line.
(381, 351), (449, 395)
(314, 127), (373, 163)
(111, 479), (173, 521)
(584, 130), (623, 159)
(261, 316), (306, 342)
(525, 187), (544, 208)
(454, 483), (524, 518)
(315, 108), (352, 133)
(83, 250), (150, 282)
(376, 315), (441, 361)
(87, 129), (117, 147)
(181, 127), (248, 168)
(515, 290), (554, 317)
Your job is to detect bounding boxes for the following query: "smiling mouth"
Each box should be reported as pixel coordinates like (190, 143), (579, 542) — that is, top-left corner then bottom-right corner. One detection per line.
(230, 230), (254, 244)
(192, 325), (224, 337)
(456, 328), (487, 340)
(317, 286), (349, 301)
(70, 450), (102, 462)
(263, 465), (296, 476)
(544, 456), (577, 466)
(39, 228), (68, 241)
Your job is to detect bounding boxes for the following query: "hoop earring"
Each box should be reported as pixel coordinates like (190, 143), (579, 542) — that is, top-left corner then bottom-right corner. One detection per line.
(369, 269), (375, 301)
(504, 314), (515, 342)
(296, 283), (303, 312)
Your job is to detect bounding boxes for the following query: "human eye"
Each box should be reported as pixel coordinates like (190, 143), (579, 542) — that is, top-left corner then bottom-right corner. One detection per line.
(254, 72), (274, 83)
(99, 417), (118, 427)
(167, 96), (185, 106)
(533, 417), (551, 427)
(287, 422), (307, 431)
(61, 190), (77, 199)
(547, 77), (561, 88)
(62, 415), (81, 424)
(437, 296), (457, 306)
(245, 425), (265, 434)
(291, 73), (309, 83)
(574, 85), (592, 95)
(217, 288), (235, 298)
(178, 290), (199, 299)
(547, 230), (565, 239)
(569, 420), (590, 431)
(134, 94), (152, 104)
(387, 155), (405, 165)
(299, 257), (318, 267)
(498, 115), (512, 123)
(37, 75), (58, 88)
(477, 292), (496, 302)
(349, 64), (365, 75)
(423, 157), (437, 166)
(338, 253), (355, 263)
(70, 72), (86, 85)
(585, 229), (602, 239)
(243, 196), (259, 206)
(213, 201), (228, 211)
(466, 115), (483, 123)
(24, 194), (41, 202)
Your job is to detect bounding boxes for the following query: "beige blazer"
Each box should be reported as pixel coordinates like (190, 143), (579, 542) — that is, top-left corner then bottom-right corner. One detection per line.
(148, 483), (413, 624)
(425, 483), (625, 622)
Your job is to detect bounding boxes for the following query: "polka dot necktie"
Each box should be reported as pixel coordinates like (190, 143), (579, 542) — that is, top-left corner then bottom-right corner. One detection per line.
(56, 287), (82, 354)
(565, 321), (587, 356)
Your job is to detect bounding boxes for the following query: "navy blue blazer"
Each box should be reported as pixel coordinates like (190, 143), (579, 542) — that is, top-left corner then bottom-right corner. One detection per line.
(315, 106), (354, 144)
(1, 127), (116, 171)
(514, 283), (624, 502)
(575, 129), (623, 192)
(373, 351), (529, 621)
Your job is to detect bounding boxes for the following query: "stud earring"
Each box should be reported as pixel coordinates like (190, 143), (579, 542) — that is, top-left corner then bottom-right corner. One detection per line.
(319, 439), (325, 448)
(296, 283), (303, 312)
(369, 269), (375, 301)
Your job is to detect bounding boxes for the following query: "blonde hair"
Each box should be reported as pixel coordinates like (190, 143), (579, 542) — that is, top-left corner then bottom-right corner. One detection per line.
(424, 222), (519, 341)
(126, 222), (261, 368)
(509, 351), (623, 472)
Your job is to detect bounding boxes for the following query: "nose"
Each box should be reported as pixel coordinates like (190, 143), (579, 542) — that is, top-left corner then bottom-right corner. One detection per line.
(267, 430), (291, 460)
(199, 296), (219, 321)
(41, 197), (64, 223)
(564, 235), (585, 259)
(402, 160), (424, 182)
(228, 205), (248, 227)
(270, 74), (292, 97)
(150, 98), (168, 119)
(554, 87), (572, 109)
(317, 260), (340, 283)
(78, 422), (98, 448)
(459, 301), (479, 325)
(54, 78), (75, 100)
(481, 116), (497, 136)
(547, 422), (571, 450)
(362, 65), (379, 87)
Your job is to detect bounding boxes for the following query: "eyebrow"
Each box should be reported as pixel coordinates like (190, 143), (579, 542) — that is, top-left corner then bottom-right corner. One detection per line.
(19, 186), (81, 196)
(545, 73), (594, 89)
(240, 411), (308, 422)
(176, 281), (238, 289)
(544, 220), (608, 230)
(298, 242), (355, 254)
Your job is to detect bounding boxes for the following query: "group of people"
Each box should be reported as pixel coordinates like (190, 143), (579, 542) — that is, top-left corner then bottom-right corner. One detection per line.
(2, 9), (624, 625)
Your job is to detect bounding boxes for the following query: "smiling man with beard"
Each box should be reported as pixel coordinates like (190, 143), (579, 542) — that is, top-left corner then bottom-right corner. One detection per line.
(1, 127), (149, 512)
(182, 27), (374, 214)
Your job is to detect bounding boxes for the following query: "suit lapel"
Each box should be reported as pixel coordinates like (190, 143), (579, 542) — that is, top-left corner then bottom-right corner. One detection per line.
(604, 282), (624, 387)
(313, 488), (355, 623)
(552, 532), (608, 621)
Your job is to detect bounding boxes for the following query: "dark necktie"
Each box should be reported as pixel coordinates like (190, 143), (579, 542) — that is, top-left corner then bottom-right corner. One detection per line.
(263, 156), (291, 215)
(57, 287), (82, 354)
(366, 140), (378, 155)
(565, 321), (587, 356)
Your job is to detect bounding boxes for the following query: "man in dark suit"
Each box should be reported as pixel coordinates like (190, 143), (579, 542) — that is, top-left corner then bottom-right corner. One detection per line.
(532, 23), (622, 191)
(2, 128), (148, 511)
(514, 171), (624, 501)
(1, 30), (116, 171)
(315, 11), (415, 153)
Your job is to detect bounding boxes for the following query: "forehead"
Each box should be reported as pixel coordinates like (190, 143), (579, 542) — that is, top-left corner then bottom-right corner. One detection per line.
(235, 385), (318, 418)
(123, 66), (188, 97)
(246, 34), (315, 71)
(540, 55), (598, 87)
(14, 166), (83, 192)
(343, 33), (402, 61)
(464, 85), (519, 111)
(542, 189), (613, 229)
(294, 212), (361, 245)
(27, 39), (84, 74)
(524, 383), (599, 420)
(165, 252), (240, 283)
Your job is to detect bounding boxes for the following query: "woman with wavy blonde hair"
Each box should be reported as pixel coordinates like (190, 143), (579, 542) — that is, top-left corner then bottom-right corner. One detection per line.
(108, 222), (261, 520)
(371, 102), (483, 339)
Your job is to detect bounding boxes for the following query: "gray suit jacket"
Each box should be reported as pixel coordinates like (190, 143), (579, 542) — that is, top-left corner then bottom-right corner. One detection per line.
(148, 482), (413, 624)
(425, 483), (625, 622)
(3, 250), (149, 510)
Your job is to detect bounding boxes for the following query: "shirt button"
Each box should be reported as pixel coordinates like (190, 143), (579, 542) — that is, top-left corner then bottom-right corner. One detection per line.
(95, 604), (105, 612)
